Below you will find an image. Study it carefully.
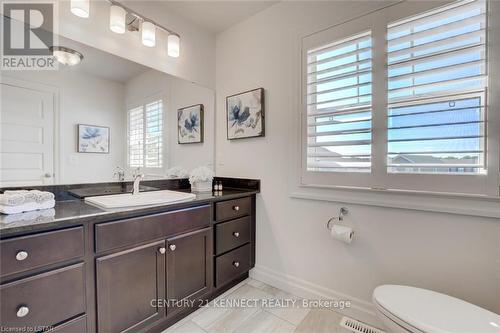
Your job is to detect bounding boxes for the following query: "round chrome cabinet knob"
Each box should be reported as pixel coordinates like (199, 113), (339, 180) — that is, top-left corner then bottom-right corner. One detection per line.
(16, 306), (29, 318)
(16, 251), (28, 261)
(169, 244), (176, 251)
(158, 247), (166, 254)
(233, 261), (240, 268)
(233, 206), (240, 211)
(233, 232), (240, 238)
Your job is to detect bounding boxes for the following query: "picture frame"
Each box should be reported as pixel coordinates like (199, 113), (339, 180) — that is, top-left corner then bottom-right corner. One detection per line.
(178, 104), (204, 144)
(77, 124), (110, 153)
(226, 88), (265, 140)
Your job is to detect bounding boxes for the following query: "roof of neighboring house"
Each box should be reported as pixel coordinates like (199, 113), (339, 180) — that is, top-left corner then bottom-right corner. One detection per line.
(390, 154), (478, 165)
(391, 155), (443, 164)
(314, 147), (340, 156)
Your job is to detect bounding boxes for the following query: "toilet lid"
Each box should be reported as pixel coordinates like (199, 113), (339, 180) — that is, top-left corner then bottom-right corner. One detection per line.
(373, 285), (500, 333)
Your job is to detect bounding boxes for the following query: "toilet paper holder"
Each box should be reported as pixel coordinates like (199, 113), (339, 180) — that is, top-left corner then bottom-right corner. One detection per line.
(326, 207), (349, 230)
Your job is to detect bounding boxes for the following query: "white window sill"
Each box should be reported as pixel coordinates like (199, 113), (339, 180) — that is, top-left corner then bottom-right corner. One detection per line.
(290, 184), (500, 219)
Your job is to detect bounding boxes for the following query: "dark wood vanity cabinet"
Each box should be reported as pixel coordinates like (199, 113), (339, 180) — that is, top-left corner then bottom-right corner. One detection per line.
(166, 227), (212, 318)
(96, 240), (166, 333)
(215, 197), (252, 222)
(0, 226), (84, 278)
(0, 194), (256, 333)
(215, 216), (251, 255)
(95, 227), (213, 333)
(214, 197), (254, 288)
(0, 263), (86, 331)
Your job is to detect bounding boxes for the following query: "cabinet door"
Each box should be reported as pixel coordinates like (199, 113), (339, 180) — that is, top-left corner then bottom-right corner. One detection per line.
(96, 241), (166, 333)
(166, 228), (212, 317)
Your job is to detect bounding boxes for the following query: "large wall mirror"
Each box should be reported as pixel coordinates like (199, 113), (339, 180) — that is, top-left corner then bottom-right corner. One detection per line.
(0, 36), (215, 187)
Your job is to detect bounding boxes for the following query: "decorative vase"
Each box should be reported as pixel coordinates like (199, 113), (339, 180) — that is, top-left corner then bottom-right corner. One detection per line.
(190, 180), (212, 192)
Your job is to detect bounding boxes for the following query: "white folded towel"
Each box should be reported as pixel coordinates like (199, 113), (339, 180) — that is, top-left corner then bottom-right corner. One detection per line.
(0, 199), (55, 215)
(3, 190), (54, 204)
(3, 190), (37, 203)
(0, 194), (25, 206)
(2, 208), (55, 224)
(30, 190), (55, 203)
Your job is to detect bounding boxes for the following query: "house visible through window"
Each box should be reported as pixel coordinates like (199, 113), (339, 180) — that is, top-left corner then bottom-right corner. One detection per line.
(306, 31), (372, 173)
(128, 99), (163, 169)
(301, 0), (496, 195)
(386, 0), (487, 174)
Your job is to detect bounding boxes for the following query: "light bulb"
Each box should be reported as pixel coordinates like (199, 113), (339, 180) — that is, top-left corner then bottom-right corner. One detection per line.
(71, 0), (89, 18)
(167, 34), (180, 58)
(109, 5), (126, 34)
(141, 21), (156, 47)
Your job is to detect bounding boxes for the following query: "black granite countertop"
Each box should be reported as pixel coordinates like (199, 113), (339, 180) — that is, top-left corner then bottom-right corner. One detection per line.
(0, 178), (260, 238)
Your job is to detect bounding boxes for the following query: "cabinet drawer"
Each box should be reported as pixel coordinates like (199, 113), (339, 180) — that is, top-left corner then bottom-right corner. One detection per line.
(215, 217), (250, 255)
(95, 205), (210, 253)
(215, 197), (251, 222)
(0, 263), (86, 331)
(0, 227), (84, 278)
(51, 316), (87, 333)
(215, 244), (251, 287)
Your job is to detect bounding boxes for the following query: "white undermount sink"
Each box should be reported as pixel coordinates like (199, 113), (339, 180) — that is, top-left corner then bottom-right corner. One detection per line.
(84, 190), (196, 209)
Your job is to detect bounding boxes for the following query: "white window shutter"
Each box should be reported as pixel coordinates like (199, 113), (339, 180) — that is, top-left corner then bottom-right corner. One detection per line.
(145, 100), (163, 168)
(128, 99), (163, 169)
(306, 31), (373, 172)
(386, 0), (487, 175)
(128, 106), (144, 168)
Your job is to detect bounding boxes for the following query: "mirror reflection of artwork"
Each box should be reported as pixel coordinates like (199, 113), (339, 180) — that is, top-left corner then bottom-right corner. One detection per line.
(78, 124), (110, 153)
(1, 34), (215, 186)
(178, 104), (204, 144)
(226, 88), (264, 140)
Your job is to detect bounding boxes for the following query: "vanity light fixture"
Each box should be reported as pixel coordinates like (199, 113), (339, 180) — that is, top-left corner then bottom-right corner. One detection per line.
(70, 0), (90, 18)
(167, 34), (180, 58)
(109, 5), (126, 34)
(50, 46), (84, 66)
(141, 21), (156, 47)
(70, 0), (181, 57)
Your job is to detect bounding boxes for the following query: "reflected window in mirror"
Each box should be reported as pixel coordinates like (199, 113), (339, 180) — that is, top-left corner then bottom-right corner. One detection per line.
(128, 99), (164, 170)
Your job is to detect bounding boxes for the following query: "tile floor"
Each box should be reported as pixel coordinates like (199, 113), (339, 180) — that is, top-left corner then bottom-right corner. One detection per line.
(163, 278), (355, 333)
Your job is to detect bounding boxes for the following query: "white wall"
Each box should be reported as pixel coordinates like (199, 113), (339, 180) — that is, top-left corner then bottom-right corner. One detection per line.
(57, 0), (216, 88)
(169, 77), (215, 170)
(215, 0), (500, 325)
(4, 68), (125, 184)
(3, 67), (214, 184)
(125, 70), (215, 173)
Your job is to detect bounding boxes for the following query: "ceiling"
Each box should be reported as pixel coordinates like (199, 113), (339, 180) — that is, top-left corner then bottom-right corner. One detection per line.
(59, 36), (150, 83)
(54, 2), (281, 81)
(158, 1), (279, 33)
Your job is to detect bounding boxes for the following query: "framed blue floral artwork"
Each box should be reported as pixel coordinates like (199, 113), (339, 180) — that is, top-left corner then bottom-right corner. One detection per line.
(178, 104), (204, 144)
(226, 88), (265, 140)
(77, 124), (110, 153)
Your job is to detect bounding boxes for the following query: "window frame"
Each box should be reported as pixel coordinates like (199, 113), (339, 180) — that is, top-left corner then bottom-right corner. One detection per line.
(299, 0), (499, 197)
(301, 16), (377, 189)
(126, 94), (167, 175)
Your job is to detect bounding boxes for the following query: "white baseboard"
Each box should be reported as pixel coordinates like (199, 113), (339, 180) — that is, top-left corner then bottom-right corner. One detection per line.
(249, 265), (383, 329)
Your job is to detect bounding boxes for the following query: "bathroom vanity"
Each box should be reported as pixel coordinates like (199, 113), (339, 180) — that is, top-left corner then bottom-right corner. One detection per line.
(0, 178), (259, 333)
(0, 26), (253, 333)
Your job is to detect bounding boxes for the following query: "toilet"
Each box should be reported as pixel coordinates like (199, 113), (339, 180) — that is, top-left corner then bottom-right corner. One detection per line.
(373, 285), (500, 333)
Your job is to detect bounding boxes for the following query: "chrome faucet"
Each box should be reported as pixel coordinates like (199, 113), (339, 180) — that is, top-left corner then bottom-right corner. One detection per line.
(132, 174), (144, 195)
(113, 166), (125, 181)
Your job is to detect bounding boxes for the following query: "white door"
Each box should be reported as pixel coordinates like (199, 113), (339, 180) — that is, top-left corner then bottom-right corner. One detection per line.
(0, 81), (55, 187)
